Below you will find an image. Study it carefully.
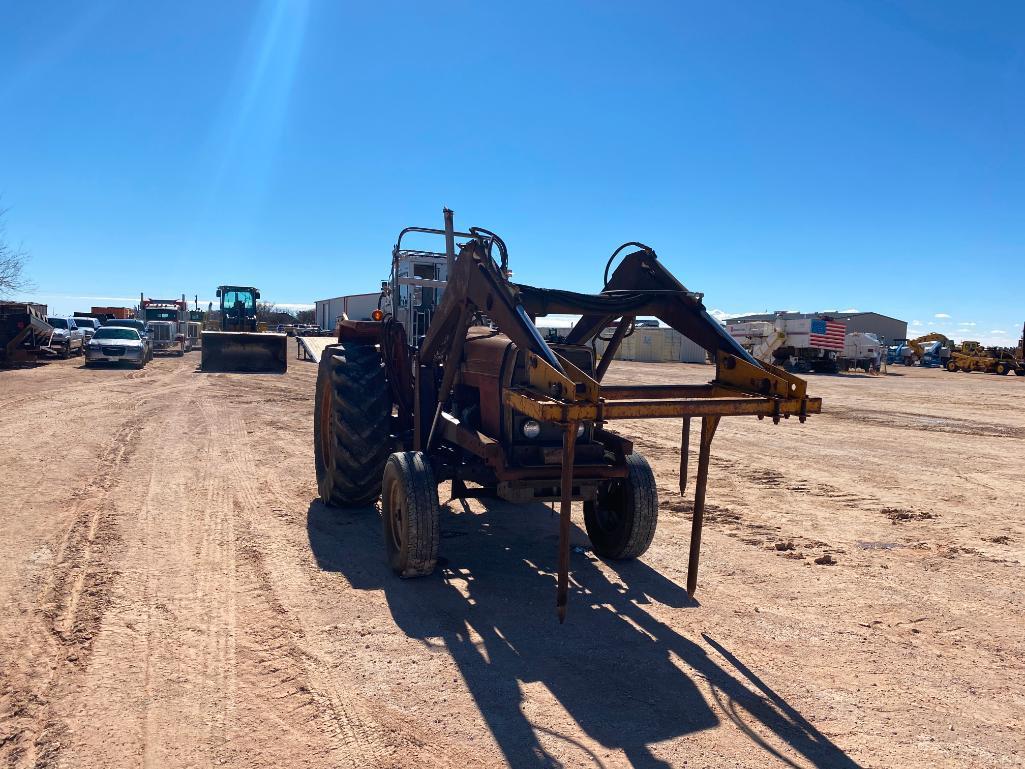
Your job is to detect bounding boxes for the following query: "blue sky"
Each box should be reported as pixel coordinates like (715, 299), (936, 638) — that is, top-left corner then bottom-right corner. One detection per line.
(1, 1), (1022, 344)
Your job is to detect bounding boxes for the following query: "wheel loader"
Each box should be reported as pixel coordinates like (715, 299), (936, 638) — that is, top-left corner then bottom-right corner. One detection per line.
(200, 285), (287, 373)
(314, 210), (822, 620)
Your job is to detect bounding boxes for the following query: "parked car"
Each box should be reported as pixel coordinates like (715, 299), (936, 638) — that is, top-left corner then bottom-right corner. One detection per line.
(104, 318), (148, 337)
(45, 316), (86, 358)
(102, 319), (153, 361)
(84, 326), (149, 369)
(74, 316), (102, 341)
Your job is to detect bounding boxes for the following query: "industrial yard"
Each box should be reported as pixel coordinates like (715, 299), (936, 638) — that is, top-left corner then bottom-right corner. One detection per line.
(1, 346), (1022, 768)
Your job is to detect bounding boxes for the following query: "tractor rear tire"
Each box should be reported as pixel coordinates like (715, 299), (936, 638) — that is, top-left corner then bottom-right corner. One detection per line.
(381, 452), (440, 577)
(314, 343), (391, 507)
(995, 363), (1007, 375)
(584, 453), (658, 560)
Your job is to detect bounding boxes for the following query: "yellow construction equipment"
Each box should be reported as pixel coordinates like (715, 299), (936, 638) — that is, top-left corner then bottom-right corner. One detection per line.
(201, 285), (287, 373)
(946, 339), (1022, 376)
(901, 332), (950, 365)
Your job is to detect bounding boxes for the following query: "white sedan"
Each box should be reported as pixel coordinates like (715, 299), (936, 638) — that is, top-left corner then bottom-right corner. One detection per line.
(84, 327), (149, 369)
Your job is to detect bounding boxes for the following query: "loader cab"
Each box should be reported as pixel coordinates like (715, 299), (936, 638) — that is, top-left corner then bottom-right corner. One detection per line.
(216, 286), (259, 333)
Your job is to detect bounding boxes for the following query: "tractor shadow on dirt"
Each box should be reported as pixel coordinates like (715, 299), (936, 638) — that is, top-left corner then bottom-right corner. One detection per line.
(307, 499), (861, 769)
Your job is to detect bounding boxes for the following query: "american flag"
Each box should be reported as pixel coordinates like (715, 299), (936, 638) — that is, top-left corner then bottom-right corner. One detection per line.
(809, 318), (846, 350)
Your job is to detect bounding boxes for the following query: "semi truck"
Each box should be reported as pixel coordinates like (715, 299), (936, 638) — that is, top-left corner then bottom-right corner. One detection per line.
(140, 294), (190, 356)
(727, 316), (846, 373)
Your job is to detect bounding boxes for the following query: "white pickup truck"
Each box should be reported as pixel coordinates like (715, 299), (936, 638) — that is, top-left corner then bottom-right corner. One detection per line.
(45, 316), (86, 358)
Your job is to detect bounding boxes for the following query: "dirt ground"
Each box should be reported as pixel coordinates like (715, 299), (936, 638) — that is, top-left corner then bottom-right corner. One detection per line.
(1, 343), (1022, 769)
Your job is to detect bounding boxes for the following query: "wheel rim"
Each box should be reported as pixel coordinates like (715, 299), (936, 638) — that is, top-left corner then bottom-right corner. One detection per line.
(386, 477), (406, 552)
(594, 481), (625, 533)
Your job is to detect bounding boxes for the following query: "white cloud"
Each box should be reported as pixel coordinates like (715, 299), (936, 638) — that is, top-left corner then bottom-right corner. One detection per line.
(910, 319), (923, 326)
(958, 321), (976, 327)
(840, 307), (859, 313)
(273, 302), (314, 311)
(934, 313), (951, 319)
(33, 292), (138, 303)
(708, 308), (757, 324)
(990, 329), (1007, 335)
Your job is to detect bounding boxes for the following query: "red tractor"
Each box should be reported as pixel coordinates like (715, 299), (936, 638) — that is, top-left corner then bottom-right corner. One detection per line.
(315, 211), (821, 619)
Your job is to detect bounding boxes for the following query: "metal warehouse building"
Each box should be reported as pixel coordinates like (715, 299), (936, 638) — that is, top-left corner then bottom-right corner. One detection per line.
(726, 311), (907, 345)
(314, 293), (379, 330)
(313, 299), (709, 364)
(536, 322), (708, 364)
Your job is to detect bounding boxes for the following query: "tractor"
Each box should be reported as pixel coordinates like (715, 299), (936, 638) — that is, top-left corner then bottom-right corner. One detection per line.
(314, 210), (822, 620)
(200, 285), (287, 373)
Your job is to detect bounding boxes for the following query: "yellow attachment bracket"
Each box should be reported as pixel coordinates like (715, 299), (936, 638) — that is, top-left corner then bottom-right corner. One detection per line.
(714, 351), (807, 400)
(526, 350), (599, 404)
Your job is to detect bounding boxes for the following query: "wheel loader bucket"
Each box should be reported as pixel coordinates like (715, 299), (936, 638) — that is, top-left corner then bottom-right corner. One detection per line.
(200, 331), (288, 373)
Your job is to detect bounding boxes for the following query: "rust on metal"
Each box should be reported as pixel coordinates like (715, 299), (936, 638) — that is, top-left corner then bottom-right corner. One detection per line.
(679, 417), (691, 495)
(557, 421), (579, 624)
(686, 415), (720, 596)
(503, 388), (821, 423)
(594, 315), (634, 381)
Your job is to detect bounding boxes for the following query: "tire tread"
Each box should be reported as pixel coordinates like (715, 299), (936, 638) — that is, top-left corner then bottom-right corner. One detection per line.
(314, 344), (391, 507)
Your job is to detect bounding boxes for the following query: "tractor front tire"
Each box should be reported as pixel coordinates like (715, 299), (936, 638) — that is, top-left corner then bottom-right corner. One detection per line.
(314, 343), (391, 507)
(584, 453), (658, 560)
(995, 363), (1007, 375)
(946, 361), (958, 372)
(381, 452), (440, 577)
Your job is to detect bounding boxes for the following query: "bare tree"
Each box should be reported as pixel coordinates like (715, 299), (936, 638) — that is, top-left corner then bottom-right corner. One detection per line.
(256, 301), (280, 323)
(295, 308), (315, 324)
(0, 206), (32, 297)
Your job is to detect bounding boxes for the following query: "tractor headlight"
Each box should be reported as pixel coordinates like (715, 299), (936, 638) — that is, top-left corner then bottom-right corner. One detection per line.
(521, 420), (541, 439)
(577, 423), (585, 438)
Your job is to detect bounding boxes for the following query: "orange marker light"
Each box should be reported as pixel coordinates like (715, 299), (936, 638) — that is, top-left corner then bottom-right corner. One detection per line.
(372, 309), (384, 321)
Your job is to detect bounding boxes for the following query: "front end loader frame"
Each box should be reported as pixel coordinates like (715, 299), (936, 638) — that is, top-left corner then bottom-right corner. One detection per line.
(335, 214), (821, 620)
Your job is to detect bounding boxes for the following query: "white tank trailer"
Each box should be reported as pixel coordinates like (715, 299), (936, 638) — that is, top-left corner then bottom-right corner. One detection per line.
(841, 332), (882, 372)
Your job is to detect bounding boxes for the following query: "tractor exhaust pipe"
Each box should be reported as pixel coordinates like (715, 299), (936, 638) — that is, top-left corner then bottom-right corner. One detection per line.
(444, 207), (455, 278)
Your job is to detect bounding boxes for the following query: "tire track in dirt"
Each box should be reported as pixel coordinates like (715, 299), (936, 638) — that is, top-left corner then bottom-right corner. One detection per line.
(51, 372), (241, 768)
(208, 401), (398, 767)
(1, 412), (144, 768)
(826, 405), (1025, 439)
(200, 383), (475, 768)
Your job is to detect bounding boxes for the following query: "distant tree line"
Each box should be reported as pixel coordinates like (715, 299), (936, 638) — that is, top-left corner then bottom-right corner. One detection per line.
(254, 302), (316, 325)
